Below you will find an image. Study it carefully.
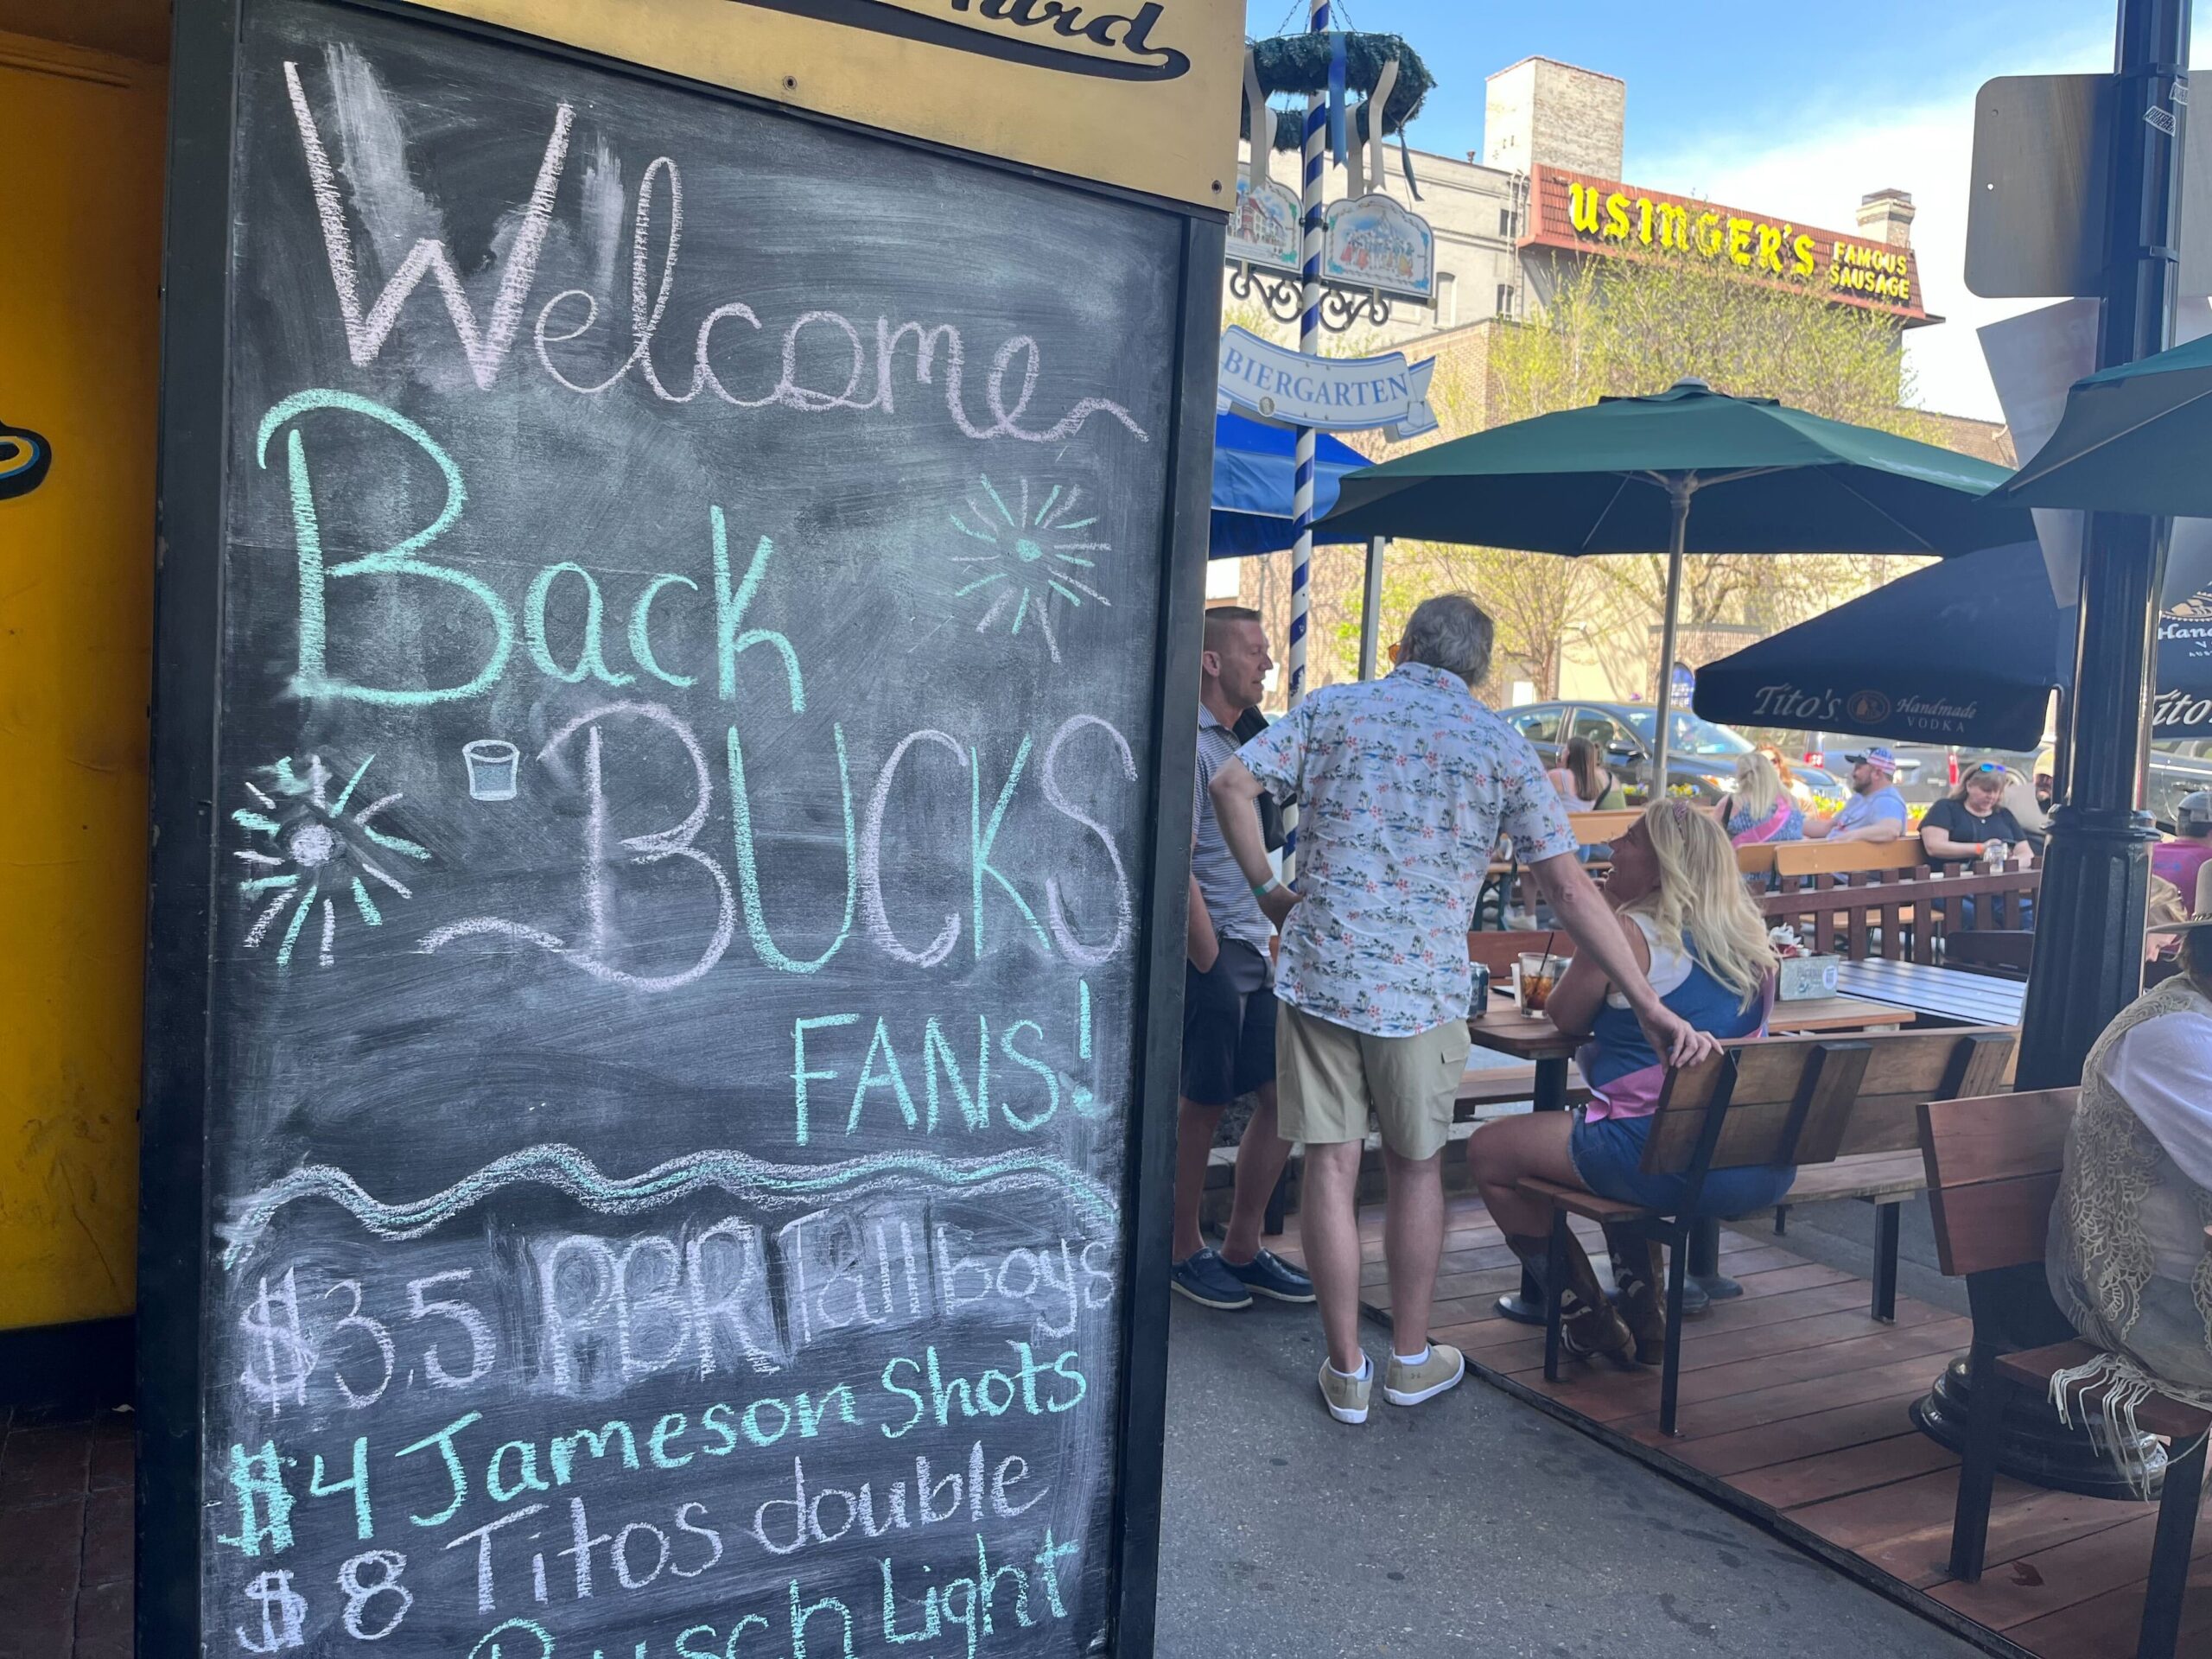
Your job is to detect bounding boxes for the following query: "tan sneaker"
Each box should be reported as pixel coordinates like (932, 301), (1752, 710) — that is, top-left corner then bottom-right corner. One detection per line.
(1318, 1356), (1372, 1424)
(1383, 1342), (1465, 1407)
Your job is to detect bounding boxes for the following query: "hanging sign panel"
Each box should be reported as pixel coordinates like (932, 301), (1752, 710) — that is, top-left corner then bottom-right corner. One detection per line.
(141, 1), (1219, 1654)
(1225, 175), (1299, 270)
(1216, 324), (1435, 437)
(1321, 193), (1433, 302)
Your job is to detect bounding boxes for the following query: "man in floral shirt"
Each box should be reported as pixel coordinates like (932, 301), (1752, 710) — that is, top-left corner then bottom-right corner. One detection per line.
(1209, 594), (1718, 1426)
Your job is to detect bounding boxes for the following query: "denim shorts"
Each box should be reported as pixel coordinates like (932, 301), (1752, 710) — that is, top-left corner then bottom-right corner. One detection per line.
(1568, 1110), (1796, 1217)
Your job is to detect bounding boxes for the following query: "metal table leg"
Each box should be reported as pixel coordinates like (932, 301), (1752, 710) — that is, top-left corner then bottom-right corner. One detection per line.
(1496, 1054), (1567, 1325)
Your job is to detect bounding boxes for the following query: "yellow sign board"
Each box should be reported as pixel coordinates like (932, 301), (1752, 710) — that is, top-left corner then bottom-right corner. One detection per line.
(1527, 166), (1929, 324)
(404, 0), (1243, 208)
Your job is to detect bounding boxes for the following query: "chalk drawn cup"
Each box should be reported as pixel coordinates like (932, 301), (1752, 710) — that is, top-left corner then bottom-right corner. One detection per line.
(462, 739), (519, 802)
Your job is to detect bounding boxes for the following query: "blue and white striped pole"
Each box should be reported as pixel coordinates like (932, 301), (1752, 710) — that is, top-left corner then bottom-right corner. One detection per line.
(1285, 0), (1328, 878)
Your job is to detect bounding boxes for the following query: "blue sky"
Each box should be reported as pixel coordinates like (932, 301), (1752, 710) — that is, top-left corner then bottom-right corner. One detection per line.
(1243, 1), (2207, 419)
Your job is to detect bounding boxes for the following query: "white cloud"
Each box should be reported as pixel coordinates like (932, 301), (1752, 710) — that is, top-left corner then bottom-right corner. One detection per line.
(1635, 22), (2120, 424)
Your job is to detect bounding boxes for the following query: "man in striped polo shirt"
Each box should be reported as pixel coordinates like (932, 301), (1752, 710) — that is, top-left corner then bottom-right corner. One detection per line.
(1173, 607), (1314, 1311)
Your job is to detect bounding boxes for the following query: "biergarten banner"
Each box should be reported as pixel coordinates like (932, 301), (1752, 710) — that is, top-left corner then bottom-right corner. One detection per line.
(1217, 324), (1438, 439)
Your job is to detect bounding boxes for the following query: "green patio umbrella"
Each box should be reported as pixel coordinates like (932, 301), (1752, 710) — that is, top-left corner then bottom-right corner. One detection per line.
(2006, 332), (2212, 515)
(1320, 378), (2031, 784)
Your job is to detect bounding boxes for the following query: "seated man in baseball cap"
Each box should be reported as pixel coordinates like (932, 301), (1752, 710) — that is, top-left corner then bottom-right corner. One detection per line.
(1805, 747), (1909, 843)
(2154, 790), (2212, 916)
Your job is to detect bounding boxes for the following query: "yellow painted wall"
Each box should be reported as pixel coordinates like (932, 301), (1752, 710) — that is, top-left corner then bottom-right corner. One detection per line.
(0, 30), (164, 1327)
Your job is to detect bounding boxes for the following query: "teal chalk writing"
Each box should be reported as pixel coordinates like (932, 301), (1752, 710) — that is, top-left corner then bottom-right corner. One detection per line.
(358, 823), (429, 861)
(923, 1016), (989, 1133)
(349, 878), (383, 927)
(275, 887), (315, 968)
(257, 390), (512, 706)
(233, 810), (283, 836)
(549, 1421), (638, 1484)
(524, 562), (633, 687)
(308, 1437), (373, 1541)
(849, 1018), (918, 1133)
(711, 509), (802, 708)
(728, 722), (855, 975)
(629, 572), (699, 687)
(790, 1579), (854, 1659)
(466, 1618), (553, 1659)
(791, 1013), (860, 1146)
(1077, 981), (1091, 1060)
(997, 1020), (1060, 1131)
(971, 738), (1049, 958)
(219, 1143), (1121, 1265)
(647, 1413), (693, 1470)
(487, 1440), (549, 1503)
(330, 753), (375, 814)
(795, 1385), (858, 1439)
(394, 1411), (480, 1528)
(216, 1440), (296, 1557)
(744, 1398), (791, 1447)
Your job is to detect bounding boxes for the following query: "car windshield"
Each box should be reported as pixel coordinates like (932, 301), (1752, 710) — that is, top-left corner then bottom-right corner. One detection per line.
(1622, 709), (1753, 758)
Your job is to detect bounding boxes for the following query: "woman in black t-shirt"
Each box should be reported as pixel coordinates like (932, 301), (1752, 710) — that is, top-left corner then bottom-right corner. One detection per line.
(1921, 763), (2033, 872)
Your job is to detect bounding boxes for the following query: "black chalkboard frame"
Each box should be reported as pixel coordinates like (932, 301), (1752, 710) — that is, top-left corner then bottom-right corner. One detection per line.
(137, 1), (1219, 1653)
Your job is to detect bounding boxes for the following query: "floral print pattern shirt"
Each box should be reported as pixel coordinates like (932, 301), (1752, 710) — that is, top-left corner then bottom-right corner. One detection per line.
(1236, 663), (1576, 1036)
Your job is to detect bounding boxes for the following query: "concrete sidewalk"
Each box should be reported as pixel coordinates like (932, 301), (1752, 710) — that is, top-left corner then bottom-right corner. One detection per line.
(1155, 1296), (1981, 1659)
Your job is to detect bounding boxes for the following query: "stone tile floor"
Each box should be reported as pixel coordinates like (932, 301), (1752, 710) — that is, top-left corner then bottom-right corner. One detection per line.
(0, 1405), (132, 1659)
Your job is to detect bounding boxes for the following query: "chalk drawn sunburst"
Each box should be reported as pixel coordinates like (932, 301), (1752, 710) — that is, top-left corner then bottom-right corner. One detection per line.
(948, 476), (1110, 662)
(232, 754), (427, 971)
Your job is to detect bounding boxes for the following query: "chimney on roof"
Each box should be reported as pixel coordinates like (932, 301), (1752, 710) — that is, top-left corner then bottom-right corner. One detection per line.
(1484, 58), (1625, 180)
(1856, 188), (1916, 249)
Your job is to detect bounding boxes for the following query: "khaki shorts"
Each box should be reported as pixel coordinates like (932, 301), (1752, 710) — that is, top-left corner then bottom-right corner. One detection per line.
(1276, 1001), (1471, 1161)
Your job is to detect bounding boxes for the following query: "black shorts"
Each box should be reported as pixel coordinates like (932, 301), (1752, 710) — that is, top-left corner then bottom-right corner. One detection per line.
(1181, 938), (1277, 1106)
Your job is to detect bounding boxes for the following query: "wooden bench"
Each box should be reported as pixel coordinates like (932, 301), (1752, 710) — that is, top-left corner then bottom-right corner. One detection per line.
(1478, 813), (1643, 927)
(1734, 842), (1782, 883)
(1514, 1027), (2016, 1435)
(1762, 860), (2042, 963)
(1774, 839), (1929, 880)
(1752, 1026), (2017, 1319)
(1568, 809), (1641, 847)
(1922, 1088), (2209, 1659)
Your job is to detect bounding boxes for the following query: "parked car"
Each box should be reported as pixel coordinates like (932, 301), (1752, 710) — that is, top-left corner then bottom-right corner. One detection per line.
(1500, 701), (1842, 809)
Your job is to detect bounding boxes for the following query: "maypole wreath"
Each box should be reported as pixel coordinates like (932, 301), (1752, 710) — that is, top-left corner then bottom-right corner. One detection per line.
(1239, 32), (1434, 195)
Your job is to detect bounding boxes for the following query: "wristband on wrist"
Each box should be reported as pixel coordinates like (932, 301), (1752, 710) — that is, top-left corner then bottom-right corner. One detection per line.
(1250, 876), (1281, 899)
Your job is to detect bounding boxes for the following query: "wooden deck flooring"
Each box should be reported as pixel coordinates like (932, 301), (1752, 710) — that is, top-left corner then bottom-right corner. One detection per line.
(1289, 1197), (2212, 1659)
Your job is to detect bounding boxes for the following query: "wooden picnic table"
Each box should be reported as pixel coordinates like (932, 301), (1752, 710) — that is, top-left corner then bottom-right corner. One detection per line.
(1831, 958), (2027, 1027)
(1468, 988), (1910, 1319)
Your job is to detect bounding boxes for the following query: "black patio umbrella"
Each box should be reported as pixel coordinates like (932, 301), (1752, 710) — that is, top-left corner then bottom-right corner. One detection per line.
(1692, 540), (2212, 749)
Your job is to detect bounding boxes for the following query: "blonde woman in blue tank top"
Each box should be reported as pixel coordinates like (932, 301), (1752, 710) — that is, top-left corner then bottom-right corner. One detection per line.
(1467, 801), (1781, 1367)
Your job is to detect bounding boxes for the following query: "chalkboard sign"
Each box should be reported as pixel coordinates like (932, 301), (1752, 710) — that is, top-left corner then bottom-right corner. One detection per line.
(141, 3), (1217, 1654)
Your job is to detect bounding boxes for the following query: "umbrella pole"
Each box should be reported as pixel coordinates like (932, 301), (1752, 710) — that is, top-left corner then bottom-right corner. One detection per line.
(1358, 536), (1386, 679)
(1650, 476), (1694, 797)
(1653, 479), (1738, 1300)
